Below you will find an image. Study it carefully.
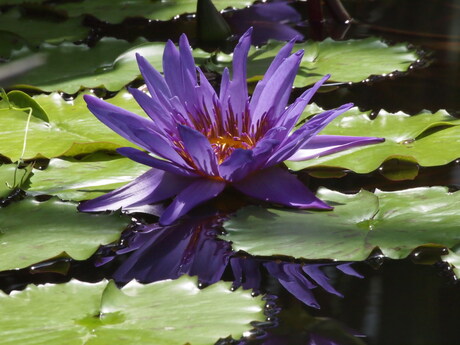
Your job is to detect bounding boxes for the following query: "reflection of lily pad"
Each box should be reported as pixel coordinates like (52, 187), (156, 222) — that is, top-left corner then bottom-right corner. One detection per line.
(0, 276), (265, 345)
(287, 107), (460, 173)
(55, 0), (253, 23)
(208, 38), (418, 88)
(0, 90), (145, 161)
(0, 197), (127, 271)
(223, 187), (460, 262)
(29, 154), (150, 201)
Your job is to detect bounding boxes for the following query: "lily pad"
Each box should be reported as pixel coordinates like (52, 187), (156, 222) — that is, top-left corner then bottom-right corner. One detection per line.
(207, 37), (418, 88)
(55, 0), (253, 23)
(223, 187), (460, 262)
(286, 107), (460, 173)
(0, 164), (31, 198)
(29, 154), (150, 201)
(8, 38), (210, 93)
(8, 38), (144, 93)
(0, 197), (127, 271)
(0, 8), (89, 46)
(0, 276), (265, 345)
(0, 90), (146, 161)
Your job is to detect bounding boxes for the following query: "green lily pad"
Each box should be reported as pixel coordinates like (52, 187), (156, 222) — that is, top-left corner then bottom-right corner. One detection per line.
(223, 187), (460, 262)
(55, 0), (253, 23)
(207, 37), (418, 88)
(286, 107), (460, 173)
(0, 164), (31, 198)
(0, 197), (128, 271)
(29, 154), (150, 201)
(0, 90), (146, 161)
(0, 8), (89, 46)
(8, 38), (143, 93)
(8, 38), (210, 93)
(0, 276), (265, 345)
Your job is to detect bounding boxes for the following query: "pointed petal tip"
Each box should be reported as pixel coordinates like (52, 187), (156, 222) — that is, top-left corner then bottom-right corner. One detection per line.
(83, 93), (101, 106)
(179, 33), (191, 48)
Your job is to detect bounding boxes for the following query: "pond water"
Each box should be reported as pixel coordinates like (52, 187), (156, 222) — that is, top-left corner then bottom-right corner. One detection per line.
(1, 0), (460, 344)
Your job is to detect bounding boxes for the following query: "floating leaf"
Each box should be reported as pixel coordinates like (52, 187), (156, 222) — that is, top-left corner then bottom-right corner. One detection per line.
(207, 37), (418, 88)
(0, 165), (20, 198)
(0, 197), (127, 271)
(0, 276), (265, 345)
(0, 90), (146, 161)
(287, 107), (460, 173)
(0, 9), (89, 46)
(29, 154), (150, 201)
(55, 0), (253, 23)
(8, 39), (210, 93)
(223, 187), (460, 262)
(9, 38), (142, 93)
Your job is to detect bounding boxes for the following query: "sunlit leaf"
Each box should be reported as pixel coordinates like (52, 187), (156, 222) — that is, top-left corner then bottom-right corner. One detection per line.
(0, 276), (265, 345)
(55, 0), (254, 23)
(0, 90), (146, 161)
(223, 187), (460, 262)
(0, 197), (127, 271)
(207, 37), (419, 88)
(29, 154), (150, 201)
(287, 107), (460, 173)
(8, 39), (210, 93)
(8, 38), (142, 93)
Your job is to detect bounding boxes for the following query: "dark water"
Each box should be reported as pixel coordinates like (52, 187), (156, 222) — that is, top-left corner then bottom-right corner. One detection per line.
(2, 1), (460, 345)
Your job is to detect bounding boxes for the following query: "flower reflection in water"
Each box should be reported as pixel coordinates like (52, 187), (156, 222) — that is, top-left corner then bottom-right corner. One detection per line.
(109, 215), (363, 311)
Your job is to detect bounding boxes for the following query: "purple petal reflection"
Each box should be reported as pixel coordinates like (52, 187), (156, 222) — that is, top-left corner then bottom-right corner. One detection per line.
(231, 257), (262, 292)
(113, 217), (232, 285)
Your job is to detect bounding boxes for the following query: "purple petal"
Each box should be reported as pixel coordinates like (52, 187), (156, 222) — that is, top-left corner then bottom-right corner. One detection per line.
(196, 67), (220, 124)
(84, 94), (159, 151)
(178, 34), (199, 107)
(288, 135), (385, 161)
(133, 128), (190, 167)
(78, 169), (194, 212)
(275, 75), (330, 130)
(159, 178), (226, 225)
(178, 124), (219, 176)
(219, 148), (254, 181)
(219, 67), (230, 101)
(128, 87), (175, 134)
(303, 264), (343, 297)
(227, 28), (252, 117)
(267, 103), (354, 166)
(117, 147), (197, 177)
(250, 50), (304, 129)
(233, 166), (331, 209)
(250, 38), (295, 112)
(136, 53), (172, 98)
(163, 40), (182, 97)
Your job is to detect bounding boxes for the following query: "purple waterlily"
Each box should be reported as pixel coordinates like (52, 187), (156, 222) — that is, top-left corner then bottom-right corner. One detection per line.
(78, 28), (383, 225)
